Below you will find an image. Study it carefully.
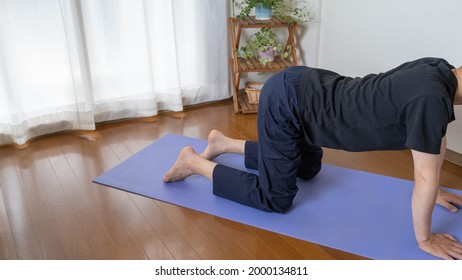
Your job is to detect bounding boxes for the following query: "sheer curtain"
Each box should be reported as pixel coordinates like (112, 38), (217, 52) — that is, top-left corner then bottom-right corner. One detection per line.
(0, 0), (229, 145)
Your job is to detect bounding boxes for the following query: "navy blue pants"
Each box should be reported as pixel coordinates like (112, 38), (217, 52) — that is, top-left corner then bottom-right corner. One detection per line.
(213, 67), (323, 213)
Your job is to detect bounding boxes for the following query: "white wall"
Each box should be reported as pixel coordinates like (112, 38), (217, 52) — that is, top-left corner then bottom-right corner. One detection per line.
(304, 0), (462, 153)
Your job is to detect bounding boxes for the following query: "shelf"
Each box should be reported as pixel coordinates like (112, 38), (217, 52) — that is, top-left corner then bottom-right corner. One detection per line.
(230, 16), (296, 28)
(238, 89), (258, 114)
(229, 16), (299, 113)
(237, 56), (295, 72)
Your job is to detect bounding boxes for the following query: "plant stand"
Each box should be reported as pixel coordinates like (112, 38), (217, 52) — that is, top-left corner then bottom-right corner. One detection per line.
(229, 16), (299, 113)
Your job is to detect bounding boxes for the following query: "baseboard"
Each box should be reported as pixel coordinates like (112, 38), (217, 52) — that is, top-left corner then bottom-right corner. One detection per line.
(445, 149), (462, 167)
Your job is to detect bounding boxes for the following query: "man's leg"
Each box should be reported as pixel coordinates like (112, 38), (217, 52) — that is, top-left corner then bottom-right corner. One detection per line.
(214, 69), (306, 213)
(243, 140), (322, 178)
(163, 146), (217, 182)
(297, 145), (323, 180)
(200, 130), (246, 159)
(199, 130), (260, 171)
(244, 141), (258, 170)
(254, 82), (304, 212)
(166, 68), (309, 213)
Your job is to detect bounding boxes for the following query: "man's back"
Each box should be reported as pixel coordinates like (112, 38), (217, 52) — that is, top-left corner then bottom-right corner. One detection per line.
(297, 57), (457, 153)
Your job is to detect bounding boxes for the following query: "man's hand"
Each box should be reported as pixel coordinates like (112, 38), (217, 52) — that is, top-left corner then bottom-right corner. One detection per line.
(436, 189), (462, 213)
(418, 233), (462, 260)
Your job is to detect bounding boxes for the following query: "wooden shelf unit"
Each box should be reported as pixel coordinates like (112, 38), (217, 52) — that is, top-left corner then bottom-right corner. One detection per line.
(229, 16), (299, 113)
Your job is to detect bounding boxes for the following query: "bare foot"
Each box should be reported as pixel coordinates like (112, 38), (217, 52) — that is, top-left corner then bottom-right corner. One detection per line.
(163, 146), (197, 182)
(200, 130), (229, 160)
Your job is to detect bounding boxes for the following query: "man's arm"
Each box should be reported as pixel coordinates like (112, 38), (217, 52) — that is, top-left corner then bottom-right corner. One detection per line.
(435, 137), (462, 212)
(411, 137), (462, 259)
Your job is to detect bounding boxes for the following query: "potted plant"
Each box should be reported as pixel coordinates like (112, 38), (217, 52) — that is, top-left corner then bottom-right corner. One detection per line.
(234, 0), (276, 20)
(233, 0), (314, 23)
(237, 27), (291, 65)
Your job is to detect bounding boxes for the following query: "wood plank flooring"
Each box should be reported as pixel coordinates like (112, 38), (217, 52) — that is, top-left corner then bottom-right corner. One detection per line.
(1, 99), (461, 260)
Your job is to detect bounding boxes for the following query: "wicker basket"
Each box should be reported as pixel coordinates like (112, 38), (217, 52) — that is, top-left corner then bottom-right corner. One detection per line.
(244, 82), (264, 105)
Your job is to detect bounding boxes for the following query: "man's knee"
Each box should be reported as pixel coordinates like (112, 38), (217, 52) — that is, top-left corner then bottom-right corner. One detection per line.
(297, 160), (322, 180)
(268, 196), (295, 213)
(297, 147), (323, 180)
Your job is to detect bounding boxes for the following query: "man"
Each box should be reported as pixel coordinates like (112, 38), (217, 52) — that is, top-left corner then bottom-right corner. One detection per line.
(164, 57), (462, 259)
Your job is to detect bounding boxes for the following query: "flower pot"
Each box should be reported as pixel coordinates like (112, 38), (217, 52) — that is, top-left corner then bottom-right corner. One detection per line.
(255, 3), (272, 20)
(245, 82), (263, 104)
(257, 46), (274, 63)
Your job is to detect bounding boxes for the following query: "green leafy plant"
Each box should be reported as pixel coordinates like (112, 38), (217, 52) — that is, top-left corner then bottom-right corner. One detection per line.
(237, 27), (292, 65)
(233, 0), (314, 23)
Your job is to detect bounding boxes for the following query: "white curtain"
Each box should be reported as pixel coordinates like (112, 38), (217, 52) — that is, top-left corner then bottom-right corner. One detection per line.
(0, 0), (229, 145)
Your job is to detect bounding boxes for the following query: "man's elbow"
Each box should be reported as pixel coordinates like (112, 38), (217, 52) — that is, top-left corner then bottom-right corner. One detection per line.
(413, 169), (439, 188)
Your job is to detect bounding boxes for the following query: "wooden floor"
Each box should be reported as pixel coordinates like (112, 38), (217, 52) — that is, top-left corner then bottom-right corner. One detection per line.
(1, 98), (461, 260)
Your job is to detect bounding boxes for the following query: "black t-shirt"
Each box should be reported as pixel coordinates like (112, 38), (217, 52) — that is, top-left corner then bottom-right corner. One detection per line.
(298, 57), (457, 154)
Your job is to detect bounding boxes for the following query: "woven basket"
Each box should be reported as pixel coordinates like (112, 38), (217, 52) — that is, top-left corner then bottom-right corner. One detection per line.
(244, 82), (264, 105)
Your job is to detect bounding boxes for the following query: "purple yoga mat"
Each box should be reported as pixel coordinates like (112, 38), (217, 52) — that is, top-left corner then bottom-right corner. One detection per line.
(93, 134), (462, 259)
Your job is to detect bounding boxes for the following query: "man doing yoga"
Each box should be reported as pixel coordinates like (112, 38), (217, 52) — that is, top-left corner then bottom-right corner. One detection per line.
(164, 57), (462, 260)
